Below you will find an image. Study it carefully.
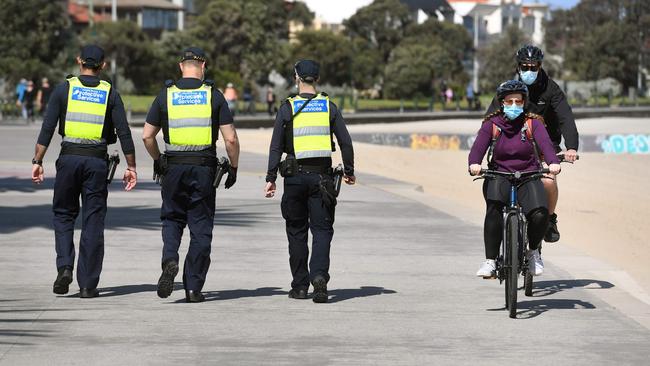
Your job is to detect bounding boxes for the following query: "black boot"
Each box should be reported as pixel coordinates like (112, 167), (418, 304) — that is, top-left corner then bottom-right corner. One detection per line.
(288, 288), (308, 299)
(53, 266), (73, 295)
(311, 276), (328, 304)
(157, 261), (179, 299)
(185, 290), (205, 303)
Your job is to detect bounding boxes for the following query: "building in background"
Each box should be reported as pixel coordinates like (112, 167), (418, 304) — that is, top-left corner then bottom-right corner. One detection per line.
(399, 0), (455, 23)
(67, 0), (192, 38)
(449, 0), (549, 46)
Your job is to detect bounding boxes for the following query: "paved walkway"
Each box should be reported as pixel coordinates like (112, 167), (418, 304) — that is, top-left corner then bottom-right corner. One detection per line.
(1, 125), (649, 365)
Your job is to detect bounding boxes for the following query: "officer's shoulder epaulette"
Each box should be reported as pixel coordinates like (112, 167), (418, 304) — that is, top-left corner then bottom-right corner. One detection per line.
(482, 110), (502, 123)
(319, 92), (329, 97)
(164, 79), (174, 87)
(203, 79), (215, 86)
(286, 93), (298, 100)
(526, 112), (545, 124)
(65, 74), (74, 80)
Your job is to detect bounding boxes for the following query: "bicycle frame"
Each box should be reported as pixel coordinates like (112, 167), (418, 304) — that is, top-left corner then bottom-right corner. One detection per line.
(497, 184), (529, 283)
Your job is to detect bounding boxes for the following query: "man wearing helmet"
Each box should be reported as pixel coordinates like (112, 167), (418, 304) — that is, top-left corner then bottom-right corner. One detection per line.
(485, 45), (579, 243)
(471, 80), (561, 277)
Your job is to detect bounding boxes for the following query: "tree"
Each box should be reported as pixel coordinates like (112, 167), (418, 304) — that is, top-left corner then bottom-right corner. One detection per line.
(545, 0), (650, 90)
(344, 0), (413, 65)
(384, 42), (465, 99)
(0, 0), (74, 84)
(290, 30), (354, 86)
(399, 19), (472, 90)
(80, 21), (159, 94)
(478, 25), (529, 92)
(189, 0), (295, 84)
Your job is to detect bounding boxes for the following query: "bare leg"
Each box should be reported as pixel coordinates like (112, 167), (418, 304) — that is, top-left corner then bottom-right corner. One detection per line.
(543, 175), (558, 214)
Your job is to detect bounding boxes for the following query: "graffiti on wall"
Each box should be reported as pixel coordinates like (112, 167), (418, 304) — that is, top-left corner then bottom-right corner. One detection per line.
(350, 133), (650, 154)
(599, 134), (650, 154)
(410, 134), (462, 150)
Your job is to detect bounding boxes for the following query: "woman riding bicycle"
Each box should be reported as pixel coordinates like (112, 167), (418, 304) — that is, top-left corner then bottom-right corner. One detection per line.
(468, 80), (561, 278)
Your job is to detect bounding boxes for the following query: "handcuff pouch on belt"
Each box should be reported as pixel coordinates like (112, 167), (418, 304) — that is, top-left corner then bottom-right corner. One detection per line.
(153, 154), (168, 185)
(279, 155), (297, 177)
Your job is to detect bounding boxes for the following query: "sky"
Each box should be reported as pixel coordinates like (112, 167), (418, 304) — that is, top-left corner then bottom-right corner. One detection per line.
(301, 0), (580, 24)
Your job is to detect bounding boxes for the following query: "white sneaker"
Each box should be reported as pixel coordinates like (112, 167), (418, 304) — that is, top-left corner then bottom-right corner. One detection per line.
(527, 249), (544, 276)
(476, 259), (496, 278)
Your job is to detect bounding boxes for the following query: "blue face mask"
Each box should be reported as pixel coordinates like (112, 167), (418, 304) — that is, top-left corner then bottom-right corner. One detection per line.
(520, 70), (538, 85)
(503, 104), (524, 120)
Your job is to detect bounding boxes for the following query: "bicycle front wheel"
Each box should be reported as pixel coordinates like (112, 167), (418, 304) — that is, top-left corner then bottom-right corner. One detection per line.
(505, 214), (519, 318)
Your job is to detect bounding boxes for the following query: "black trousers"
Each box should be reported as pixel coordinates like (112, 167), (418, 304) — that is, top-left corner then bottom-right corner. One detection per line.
(482, 177), (549, 259)
(160, 164), (216, 292)
(53, 154), (108, 289)
(281, 173), (335, 290)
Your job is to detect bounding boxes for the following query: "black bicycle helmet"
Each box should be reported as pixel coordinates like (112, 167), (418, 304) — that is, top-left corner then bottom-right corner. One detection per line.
(496, 80), (529, 102)
(516, 45), (544, 63)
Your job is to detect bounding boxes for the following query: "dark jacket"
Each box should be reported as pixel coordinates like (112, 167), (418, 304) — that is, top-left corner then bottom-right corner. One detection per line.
(486, 69), (579, 150)
(265, 93), (354, 183)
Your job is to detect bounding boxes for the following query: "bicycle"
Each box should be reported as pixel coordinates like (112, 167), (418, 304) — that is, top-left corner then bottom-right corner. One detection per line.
(473, 168), (549, 318)
(473, 155), (578, 318)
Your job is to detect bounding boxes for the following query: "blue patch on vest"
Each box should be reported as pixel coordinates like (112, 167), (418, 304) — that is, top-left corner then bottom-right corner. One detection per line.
(293, 99), (328, 113)
(71, 87), (108, 104)
(172, 90), (208, 106)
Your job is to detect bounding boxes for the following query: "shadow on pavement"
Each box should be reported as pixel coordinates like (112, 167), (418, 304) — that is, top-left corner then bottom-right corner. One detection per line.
(171, 287), (289, 303)
(0, 177), (54, 192)
(530, 279), (614, 297)
(516, 299), (596, 319)
(0, 205), (267, 233)
(328, 286), (397, 303)
(95, 283), (184, 298)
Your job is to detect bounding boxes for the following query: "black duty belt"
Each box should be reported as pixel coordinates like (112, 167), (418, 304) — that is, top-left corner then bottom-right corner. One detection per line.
(298, 164), (332, 174)
(60, 145), (108, 159)
(166, 155), (217, 167)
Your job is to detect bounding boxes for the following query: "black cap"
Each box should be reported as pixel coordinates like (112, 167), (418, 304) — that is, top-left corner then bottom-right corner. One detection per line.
(80, 45), (105, 68)
(294, 60), (320, 80)
(181, 47), (207, 63)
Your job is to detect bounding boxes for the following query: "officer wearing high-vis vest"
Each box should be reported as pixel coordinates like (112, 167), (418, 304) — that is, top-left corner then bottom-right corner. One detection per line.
(32, 45), (138, 299)
(143, 47), (240, 303)
(264, 60), (355, 303)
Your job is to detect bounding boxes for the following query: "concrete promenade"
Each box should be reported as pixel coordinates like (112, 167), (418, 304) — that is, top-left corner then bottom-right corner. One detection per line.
(1, 125), (649, 365)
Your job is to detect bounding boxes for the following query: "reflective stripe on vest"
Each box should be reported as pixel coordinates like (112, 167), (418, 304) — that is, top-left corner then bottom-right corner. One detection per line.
(289, 94), (332, 159)
(64, 77), (110, 143)
(166, 84), (212, 151)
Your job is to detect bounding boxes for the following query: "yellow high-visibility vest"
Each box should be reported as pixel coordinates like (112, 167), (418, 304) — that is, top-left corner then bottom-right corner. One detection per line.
(166, 84), (212, 151)
(64, 77), (110, 143)
(289, 94), (332, 159)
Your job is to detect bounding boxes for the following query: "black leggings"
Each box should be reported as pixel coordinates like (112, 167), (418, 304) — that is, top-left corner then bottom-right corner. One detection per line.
(483, 200), (549, 259)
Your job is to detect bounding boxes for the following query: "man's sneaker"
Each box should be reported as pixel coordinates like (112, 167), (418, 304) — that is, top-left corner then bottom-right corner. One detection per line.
(157, 261), (179, 298)
(527, 249), (544, 276)
(53, 266), (73, 295)
(544, 213), (560, 243)
(311, 276), (328, 303)
(476, 259), (496, 278)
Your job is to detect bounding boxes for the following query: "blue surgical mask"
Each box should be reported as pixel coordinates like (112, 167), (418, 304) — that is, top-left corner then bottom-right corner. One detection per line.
(503, 104), (524, 120)
(520, 70), (538, 85)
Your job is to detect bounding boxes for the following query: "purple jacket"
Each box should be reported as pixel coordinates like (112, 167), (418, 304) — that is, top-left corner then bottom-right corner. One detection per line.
(468, 113), (560, 172)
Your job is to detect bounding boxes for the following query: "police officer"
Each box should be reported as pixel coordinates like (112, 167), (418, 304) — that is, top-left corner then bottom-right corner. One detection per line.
(486, 45), (579, 243)
(264, 60), (355, 303)
(142, 47), (240, 303)
(31, 45), (138, 298)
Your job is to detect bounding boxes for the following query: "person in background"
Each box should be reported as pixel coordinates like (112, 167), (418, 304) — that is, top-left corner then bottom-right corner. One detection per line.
(36, 77), (53, 116)
(224, 82), (238, 116)
(266, 87), (277, 116)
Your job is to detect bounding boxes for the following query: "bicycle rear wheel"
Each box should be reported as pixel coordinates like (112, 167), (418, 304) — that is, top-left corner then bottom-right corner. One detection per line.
(505, 214), (519, 318)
